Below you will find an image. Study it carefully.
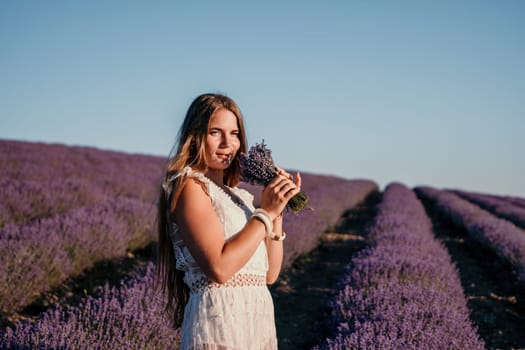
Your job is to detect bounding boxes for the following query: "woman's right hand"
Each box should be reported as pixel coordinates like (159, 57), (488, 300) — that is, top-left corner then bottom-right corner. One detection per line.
(260, 172), (301, 219)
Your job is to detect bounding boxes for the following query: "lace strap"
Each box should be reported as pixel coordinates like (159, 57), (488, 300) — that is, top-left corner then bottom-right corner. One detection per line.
(162, 166), (214, 202)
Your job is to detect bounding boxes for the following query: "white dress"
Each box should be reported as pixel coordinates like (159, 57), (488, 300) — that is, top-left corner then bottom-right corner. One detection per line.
(166, 167), (278, 350)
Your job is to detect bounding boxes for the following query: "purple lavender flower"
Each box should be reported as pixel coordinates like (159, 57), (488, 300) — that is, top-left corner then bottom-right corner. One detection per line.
(239, 140), (309, 213)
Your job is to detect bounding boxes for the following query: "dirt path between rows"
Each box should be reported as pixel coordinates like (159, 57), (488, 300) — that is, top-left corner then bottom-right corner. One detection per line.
(5, 189), (523, 350)
(419, 198), (525, 350)
(273, 191), (525, 350)
(270, 191), (381, 349)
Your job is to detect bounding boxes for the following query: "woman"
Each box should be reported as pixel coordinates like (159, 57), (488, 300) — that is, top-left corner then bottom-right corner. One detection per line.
(157, 93), (301, 349)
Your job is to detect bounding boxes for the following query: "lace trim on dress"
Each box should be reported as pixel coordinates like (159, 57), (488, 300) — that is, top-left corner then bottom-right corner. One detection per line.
(172, 237), (194, 271)
(187, 339), (276, 350)
(164, 166), (254, 219)
(189, 274), (267, 294)
(163, 166), (213, 202)
(201, 175), (252, 211)
(165, 167), (214, 271)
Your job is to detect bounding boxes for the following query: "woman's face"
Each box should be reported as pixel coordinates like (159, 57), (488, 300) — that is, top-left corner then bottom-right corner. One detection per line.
(205, 108), (241, 171)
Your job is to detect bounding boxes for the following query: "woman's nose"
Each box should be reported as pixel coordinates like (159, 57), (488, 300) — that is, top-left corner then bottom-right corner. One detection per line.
(221, 134), (236, 147)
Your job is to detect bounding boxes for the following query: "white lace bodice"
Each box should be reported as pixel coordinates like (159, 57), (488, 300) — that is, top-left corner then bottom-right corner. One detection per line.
(165, 166), (268, 290)
(163, 166), (277, 349)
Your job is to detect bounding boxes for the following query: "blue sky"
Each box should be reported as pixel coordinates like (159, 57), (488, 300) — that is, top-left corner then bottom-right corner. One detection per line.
(1, 1), (524, 196)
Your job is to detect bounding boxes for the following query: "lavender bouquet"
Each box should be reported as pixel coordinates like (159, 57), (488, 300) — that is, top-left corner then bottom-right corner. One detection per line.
(239, 140), (309, 213)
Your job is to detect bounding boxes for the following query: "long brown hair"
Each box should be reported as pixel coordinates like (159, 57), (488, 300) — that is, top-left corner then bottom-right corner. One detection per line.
(156, 93), (247, 327)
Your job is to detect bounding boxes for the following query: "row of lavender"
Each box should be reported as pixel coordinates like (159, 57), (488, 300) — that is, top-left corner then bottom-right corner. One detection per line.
(242, 174), (380, 268)
(451, 189), (525, 230)
(0, 197), (157, 315)
(314, 183), (485, 349)
(1, 264), (180, 349)
(1, 177), (106, 228)
(1, 165), (377, 317)
(0, 140), (166, 316)
(0, 140), (165, 228)
(489, 192), (525, 209)
(1, 177), (378, 348)
(0, 140), (165, 196)
(415, 186), (525, 285)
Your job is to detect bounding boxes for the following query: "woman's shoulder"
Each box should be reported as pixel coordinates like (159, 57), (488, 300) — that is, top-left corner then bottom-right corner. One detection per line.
(165, 166), (213, 201)
(165, 166), (210, 186)
(180, 176), (212, 200)
(182, 167), (214, 194)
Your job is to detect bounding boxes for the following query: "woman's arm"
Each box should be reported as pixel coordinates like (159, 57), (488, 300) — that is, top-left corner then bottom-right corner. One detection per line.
(265, 214), (284, 284)
(175, 178), (268, 284)
(175, 172), (300, 285)
(264, 169), (301, 284)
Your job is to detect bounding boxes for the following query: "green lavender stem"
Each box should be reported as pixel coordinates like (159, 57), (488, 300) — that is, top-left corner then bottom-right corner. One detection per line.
(288, 191), (309, 213)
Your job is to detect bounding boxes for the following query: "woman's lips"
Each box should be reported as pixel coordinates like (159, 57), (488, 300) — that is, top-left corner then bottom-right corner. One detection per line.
(217, 153), (232, 162)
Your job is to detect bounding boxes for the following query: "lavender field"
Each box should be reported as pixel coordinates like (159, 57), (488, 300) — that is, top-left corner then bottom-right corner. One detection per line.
(1, 139), (524, 349)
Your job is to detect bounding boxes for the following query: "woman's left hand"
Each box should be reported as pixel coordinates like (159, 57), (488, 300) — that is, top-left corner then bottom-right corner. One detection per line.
(274, 167), (301, 219)
(275, 167), (293, 182)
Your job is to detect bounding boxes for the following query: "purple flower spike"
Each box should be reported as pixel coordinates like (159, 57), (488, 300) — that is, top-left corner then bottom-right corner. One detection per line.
(239, 140), (309, 213)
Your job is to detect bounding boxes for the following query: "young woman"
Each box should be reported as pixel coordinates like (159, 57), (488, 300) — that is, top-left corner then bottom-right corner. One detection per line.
(157, 93), (301, 349)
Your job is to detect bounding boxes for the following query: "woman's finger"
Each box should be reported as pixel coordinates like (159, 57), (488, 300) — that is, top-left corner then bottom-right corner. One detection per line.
(266, 173), (287, 188)
(278, 182), (295, 195)
(284, 187), (300, 201)
(280, 180), (299, 198)
(276, 167), (293, 180)
(295, 172), (301, 190)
